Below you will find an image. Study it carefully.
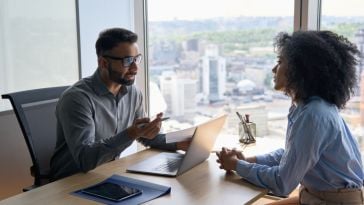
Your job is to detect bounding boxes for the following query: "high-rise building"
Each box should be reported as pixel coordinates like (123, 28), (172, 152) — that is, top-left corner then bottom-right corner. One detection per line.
(356, 29), (364, 127)
(355, 28), (364, 149)
(201, 44), (226, 103)
(159, 71), (197, 118)
(151, 41), (181, 64)
(355, 29), (364, 76)
(186, 39), (199, 52)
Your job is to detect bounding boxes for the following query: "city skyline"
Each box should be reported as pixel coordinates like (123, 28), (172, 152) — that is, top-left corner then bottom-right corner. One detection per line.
(148, 16), (364, 149)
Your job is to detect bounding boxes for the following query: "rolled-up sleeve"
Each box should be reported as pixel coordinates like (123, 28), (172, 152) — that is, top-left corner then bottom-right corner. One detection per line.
(235, 113), (330, 196)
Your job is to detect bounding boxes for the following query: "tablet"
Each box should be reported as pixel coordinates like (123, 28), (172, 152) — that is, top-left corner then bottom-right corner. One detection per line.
(81, 181), (142, 201)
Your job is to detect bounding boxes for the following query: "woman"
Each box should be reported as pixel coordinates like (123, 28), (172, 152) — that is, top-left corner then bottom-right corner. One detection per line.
(216, 31), (364, 204)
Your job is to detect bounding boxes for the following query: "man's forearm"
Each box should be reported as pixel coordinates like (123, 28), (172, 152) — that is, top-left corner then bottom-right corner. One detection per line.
(138, 134), (177, 151)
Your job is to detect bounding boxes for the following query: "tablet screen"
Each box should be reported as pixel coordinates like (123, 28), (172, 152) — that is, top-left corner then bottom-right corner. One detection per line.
(81, 181), (142, 201)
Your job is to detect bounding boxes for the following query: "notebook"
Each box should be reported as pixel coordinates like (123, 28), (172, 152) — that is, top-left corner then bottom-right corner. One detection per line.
(126, 114), (227, 177)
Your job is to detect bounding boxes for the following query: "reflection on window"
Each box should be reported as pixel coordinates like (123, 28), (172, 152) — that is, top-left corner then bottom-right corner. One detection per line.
(147, 0), (293, 142)
(0, 0), (78, 111)
(321, 0), (364, 150)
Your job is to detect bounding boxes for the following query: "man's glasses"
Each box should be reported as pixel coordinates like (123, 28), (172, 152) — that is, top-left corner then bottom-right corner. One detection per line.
(103, 54), (143, 67)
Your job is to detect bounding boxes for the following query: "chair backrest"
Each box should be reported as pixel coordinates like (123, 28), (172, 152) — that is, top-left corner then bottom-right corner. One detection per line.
(2, 86), (68, 187)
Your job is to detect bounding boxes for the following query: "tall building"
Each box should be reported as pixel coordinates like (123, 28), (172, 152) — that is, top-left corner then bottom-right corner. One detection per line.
(186, 39), (199, 52)
(151, 41), (181, 64)
(357, 29), (364, 127)
(201, 44), (226, 103)
(159, 71), (197, 118)
(360, 73), (364, 127)
(355, 28), (364, 149)
(355, 29), (364, 76)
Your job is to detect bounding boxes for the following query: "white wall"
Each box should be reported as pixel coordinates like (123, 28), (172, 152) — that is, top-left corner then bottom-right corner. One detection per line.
(0, 111), (33, 199)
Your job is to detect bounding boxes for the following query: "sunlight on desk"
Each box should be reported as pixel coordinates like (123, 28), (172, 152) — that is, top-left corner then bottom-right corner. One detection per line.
(214, 134), (285, 157)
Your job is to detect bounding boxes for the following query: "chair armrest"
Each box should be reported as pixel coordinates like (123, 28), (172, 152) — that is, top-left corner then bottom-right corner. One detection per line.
(23, 184), (41, 192)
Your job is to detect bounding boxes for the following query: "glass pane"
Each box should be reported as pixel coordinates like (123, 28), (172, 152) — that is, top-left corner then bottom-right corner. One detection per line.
(147, 0), (294, 150)
(77, 0), (134, 78)
(321, 0), (364, 151)
(0, 0), (79, 111)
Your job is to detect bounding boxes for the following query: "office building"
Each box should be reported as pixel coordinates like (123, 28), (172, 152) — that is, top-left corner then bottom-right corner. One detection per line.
(159, 71), (197, 118)
(201, 44), (226, 103)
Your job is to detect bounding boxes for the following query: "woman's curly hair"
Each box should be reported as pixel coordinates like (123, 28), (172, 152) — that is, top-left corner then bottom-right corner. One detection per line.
(274, 30), (360, 109)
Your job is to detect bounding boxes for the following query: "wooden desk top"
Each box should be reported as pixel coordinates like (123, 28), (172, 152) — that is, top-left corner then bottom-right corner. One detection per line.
(214, 134), (285, 155)
(0, 149), (267, 205)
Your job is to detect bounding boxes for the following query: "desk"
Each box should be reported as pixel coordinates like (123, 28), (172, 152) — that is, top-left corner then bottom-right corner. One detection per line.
(214, 134), (285, 155)
(0, 149), (266, 205)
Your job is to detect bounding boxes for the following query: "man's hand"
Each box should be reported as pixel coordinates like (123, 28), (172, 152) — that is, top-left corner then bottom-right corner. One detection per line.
(176, 140), (191, 151)
(127, 113), (163, 140)
(216, 147), (241, 172)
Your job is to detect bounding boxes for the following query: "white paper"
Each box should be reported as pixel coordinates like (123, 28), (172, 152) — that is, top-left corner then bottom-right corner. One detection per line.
(165, 127), (196, 143)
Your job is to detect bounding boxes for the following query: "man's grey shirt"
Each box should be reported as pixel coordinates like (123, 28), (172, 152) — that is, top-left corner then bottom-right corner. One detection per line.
(50, 70), (176, 180)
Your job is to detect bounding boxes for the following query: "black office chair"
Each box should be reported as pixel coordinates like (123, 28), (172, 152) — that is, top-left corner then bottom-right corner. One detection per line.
(2, 86), (68, 191)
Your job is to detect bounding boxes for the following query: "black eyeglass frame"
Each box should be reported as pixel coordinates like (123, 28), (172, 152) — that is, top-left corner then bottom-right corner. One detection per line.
(102, 54), (143, 67)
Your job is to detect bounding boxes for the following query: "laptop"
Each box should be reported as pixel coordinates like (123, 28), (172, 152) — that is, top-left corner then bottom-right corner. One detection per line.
(126, 114), (227, 177)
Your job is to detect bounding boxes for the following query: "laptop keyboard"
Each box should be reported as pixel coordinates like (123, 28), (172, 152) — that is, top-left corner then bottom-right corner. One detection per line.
(153, 157), (182, 172)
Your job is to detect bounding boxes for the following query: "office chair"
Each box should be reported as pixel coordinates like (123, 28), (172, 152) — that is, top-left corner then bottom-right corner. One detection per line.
(2, 86), (68, 191)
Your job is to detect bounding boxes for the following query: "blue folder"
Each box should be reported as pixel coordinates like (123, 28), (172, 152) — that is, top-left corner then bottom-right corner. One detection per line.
(73, 174), (171, 205)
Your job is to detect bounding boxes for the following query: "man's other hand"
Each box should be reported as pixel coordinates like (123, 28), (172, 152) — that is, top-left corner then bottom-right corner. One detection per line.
(176, 140), (191, 151)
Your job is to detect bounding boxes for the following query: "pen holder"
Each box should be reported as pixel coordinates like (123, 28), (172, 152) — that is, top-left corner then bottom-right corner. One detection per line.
(239, 122), (256, 144)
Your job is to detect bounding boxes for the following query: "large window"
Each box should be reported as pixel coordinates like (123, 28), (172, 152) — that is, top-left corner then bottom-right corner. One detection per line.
(321, 0), (364, 150)
(0, 0), (79, 111)
(147, 0), (294, 147)
(77, 0), (135, 78)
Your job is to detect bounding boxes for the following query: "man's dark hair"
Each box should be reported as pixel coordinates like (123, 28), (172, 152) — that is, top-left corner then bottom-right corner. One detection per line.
(95, 28), (138, 57)
(274, 30), (360, 109)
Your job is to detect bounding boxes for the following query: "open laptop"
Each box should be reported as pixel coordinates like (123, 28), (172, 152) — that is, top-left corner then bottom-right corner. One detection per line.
(126, 114), (227, 177)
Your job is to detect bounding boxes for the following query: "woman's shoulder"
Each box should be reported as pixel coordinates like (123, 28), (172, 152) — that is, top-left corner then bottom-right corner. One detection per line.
(301, 96), (340, 124)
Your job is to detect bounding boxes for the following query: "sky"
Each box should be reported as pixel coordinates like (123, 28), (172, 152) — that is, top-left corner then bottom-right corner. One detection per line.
(148, 0), (364, 21)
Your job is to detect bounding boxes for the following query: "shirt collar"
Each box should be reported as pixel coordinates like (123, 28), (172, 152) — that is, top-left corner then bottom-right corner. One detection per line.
(91, 69), (129, 100)
(288, 96), (322, 120)
(91, 70), (110, 96)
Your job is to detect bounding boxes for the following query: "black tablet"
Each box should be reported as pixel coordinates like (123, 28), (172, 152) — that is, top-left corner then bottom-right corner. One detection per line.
(81, 181), (142, 202)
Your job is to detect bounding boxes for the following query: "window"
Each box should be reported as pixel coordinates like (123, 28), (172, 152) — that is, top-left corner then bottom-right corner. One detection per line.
(0, 0), (79, 111)
(77, 0), (135, 78)
(321, 0), (364, 150)
(147, 0), (294, 149)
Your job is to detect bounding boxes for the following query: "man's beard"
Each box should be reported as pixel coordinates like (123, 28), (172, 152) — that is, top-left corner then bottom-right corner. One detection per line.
(107, 65), (135, 86)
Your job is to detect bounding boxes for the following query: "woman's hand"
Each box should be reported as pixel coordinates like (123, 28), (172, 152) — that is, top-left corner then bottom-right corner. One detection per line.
(216, 147), (240, 171)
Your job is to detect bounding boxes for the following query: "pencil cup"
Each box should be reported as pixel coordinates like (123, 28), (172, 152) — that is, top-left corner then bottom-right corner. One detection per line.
(239, 122), (256, 144)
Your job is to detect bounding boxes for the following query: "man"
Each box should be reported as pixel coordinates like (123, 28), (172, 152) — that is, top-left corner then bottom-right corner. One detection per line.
(50, 28), (189, 181)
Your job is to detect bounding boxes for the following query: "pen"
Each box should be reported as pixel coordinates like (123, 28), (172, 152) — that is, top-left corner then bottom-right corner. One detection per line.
(235, 112), (244, 123)
(160, 117), (170, 121)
